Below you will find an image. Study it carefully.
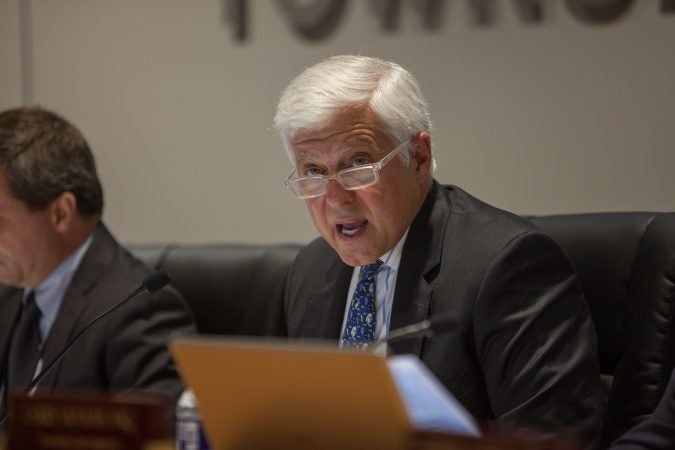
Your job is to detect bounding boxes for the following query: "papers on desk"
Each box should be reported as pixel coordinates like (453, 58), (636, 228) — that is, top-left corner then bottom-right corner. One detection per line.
(388, 354), (481, 437)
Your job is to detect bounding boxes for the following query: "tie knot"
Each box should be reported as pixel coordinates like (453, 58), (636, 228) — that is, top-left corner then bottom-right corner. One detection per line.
(23, 291), (41, 320)
(360, 259), (383, 279)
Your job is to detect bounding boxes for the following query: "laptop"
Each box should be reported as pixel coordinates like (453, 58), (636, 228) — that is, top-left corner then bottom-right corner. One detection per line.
(170, 335), (411, 450)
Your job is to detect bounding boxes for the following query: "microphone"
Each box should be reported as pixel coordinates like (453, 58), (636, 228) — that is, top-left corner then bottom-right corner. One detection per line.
(379, 314), (457, 346)
(0, 269), (171, 426)
(130, 268), (172, 296)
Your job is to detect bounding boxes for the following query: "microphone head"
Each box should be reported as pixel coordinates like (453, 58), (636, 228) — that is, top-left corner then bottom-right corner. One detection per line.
(142, 269), (171, 293)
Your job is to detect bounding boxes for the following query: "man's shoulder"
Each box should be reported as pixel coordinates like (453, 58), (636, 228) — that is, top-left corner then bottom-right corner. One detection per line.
(428, 185), (579, 288)
(76, 223), (187, 310)
(87, 223), (150, 284)
(429, 184), (543, 253)
(442, 184), (536, 234)
(411, 183), (553, 267)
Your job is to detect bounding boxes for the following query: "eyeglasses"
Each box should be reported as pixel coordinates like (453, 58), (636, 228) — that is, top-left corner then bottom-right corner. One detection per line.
(285, 140), (410, 199)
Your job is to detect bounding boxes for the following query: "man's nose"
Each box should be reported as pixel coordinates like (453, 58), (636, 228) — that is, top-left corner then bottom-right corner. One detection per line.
(325, 178), (354, 206)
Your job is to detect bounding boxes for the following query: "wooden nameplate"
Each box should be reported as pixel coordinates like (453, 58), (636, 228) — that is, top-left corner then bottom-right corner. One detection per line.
(6, 390), (169, 450)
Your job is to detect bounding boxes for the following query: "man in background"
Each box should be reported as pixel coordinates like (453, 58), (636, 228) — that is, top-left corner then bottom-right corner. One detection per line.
(274, 55), (603, 442)
(0, 107), (195, 426)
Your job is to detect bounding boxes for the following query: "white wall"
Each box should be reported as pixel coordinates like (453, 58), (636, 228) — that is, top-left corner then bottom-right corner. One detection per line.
(1, 0), (673, 244)
(0, 0), (21, 107)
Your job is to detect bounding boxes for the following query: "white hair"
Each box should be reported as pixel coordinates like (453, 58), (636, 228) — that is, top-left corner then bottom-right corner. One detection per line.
(274, 55), (434, 168)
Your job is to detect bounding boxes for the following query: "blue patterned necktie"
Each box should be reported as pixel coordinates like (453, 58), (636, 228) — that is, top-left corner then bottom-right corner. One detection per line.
(340, 260), (383, 349)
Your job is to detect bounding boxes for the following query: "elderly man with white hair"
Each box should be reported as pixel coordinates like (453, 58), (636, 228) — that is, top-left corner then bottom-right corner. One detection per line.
(274, 54), (604, 444)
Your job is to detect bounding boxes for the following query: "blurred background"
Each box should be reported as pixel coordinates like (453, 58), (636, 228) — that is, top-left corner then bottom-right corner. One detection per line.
(1, 0), (673, 245)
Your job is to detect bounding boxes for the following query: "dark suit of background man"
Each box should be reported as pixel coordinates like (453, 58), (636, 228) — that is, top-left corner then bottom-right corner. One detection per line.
(0, 107), (195, 428)
(274, 55), (604, 444)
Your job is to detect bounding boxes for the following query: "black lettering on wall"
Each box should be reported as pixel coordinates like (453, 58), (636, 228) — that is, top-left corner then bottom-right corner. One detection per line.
(223, 0), (671, 43)
(468, 0), (545, 26)
(276, 0), (349, 41)
(369, 0), (447, 32)
(565, 0), (634, 24)
(223, 0), (247, 41)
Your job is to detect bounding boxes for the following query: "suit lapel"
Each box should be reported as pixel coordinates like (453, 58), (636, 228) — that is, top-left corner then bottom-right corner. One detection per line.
(38, 288), (89, 388)
(39, 223), (117, 388)
(299, 257), (352, 340)
(389, 182), (451, 356)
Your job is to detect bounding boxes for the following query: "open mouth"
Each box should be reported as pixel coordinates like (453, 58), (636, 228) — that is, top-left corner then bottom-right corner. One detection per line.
(338, 220), (368, 237)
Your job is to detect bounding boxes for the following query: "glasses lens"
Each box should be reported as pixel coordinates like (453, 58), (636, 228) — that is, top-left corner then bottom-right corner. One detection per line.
(339, 167), (377, 190)
(291, 177), (325, 198)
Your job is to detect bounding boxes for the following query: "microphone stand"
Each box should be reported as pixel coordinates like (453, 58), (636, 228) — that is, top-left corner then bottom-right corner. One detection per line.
(374, 315), (457, 356)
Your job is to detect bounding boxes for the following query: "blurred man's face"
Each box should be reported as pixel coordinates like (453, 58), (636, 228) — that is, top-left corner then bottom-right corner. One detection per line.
(290, 105), (431, 266)
(0, 168), (60, 287)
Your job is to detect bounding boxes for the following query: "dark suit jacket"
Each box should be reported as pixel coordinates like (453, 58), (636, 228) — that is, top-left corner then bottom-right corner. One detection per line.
(0, 223), (195, 414)
(610, 369), (675, 449)
(284, 182), (603, 440)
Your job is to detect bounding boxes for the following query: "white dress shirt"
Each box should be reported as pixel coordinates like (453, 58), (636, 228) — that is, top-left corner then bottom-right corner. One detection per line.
(339, 229), (409, 344)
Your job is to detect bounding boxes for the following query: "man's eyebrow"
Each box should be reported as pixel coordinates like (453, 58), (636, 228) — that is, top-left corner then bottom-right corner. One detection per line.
(344, 137), (376, 148)
(294, 150), (315, 162)
(293, 137), (381, 166)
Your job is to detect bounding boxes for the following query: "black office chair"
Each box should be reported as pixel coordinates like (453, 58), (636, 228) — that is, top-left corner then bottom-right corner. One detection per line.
(529, 212), (675, 447)
(131, 243), (301, 336)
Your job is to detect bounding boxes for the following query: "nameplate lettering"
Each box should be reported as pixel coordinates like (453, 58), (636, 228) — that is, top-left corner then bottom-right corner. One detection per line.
(7, 390), (168, 450)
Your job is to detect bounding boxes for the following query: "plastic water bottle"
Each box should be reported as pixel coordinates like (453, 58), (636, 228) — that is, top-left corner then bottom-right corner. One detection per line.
(175, 388), (211, 450)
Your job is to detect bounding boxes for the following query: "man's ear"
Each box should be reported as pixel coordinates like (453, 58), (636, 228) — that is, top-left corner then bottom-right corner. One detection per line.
(412, 132), (432, 182)
(50, 192), (78, 233)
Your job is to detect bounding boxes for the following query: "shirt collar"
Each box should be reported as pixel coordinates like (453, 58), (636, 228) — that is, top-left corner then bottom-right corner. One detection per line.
(24, 233), (95, 326)
(375, 228), (410, 272)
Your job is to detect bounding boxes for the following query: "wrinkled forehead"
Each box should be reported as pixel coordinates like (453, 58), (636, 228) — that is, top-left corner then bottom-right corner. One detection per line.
(289, 106), (392, 160)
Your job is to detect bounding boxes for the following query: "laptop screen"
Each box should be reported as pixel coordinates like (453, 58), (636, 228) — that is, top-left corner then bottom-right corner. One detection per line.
(170, 335), (411, 450)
